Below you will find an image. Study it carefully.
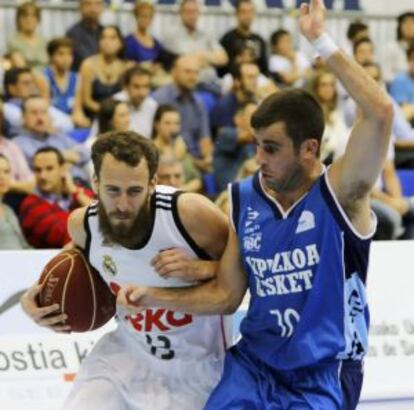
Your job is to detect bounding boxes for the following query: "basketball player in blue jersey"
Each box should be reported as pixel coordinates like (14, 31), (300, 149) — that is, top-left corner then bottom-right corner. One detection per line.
(20, 131), (230, 409)
(118, 1), (394, 408)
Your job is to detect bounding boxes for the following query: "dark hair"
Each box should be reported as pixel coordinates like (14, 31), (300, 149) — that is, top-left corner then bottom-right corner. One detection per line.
(99, 25), (125, 59)
(235, 98), (257, 115)
(270, 29), (290, 48)
(353, 37), (373, 55)
(3, 67), (31, 96)
(152, 104), (178, 138)
(98, 98), (125, 134)
(92, 131), (159, 179)
(47, 37), (74, 58)
(251, 90), (324, 154)
(347, 21), (368, 41)
(234, 0), (252, 11)
(16, 2), (41, 30)
(407, 41), (414, 59)
(397, 12), (414, 41)
(33, 147), (65, 166)
(123, 64), (151, 86)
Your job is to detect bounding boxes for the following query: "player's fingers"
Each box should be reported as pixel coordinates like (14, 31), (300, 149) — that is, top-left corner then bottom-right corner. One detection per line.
(52, 325), (72, 333)
(37, 313), (68, 327)
(158, 262), (184, 278)
(116, 288), (130, 308)
(152, 255), (177, 272)
(32, 304), (61, 320)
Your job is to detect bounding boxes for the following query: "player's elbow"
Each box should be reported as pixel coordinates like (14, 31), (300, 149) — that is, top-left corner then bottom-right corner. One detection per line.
(372, 97), (394, 125)
(220, 287), (244, 315)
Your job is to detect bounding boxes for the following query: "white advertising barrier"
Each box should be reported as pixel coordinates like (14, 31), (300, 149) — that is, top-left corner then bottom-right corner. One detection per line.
(1, 243), (414, 409)
(0, 250), (116, 410)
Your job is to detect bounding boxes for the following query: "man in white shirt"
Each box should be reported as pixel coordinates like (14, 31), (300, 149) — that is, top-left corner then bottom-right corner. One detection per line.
(114, 65), (158, 138)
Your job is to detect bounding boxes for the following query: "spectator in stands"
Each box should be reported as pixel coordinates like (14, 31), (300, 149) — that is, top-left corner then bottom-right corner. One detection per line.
(0, 154), (30, 249)
(353, 37), (375, 65)
(97, 99), (130, 135)
(43, 38), (78, 117)
(344, 62), (414, 169)
(371, 155), (414, 240)
(14, 96), (90, 184)
(346, 20), (369, 54)
(221, 44), (276, 97)
(7, 2), (48, 70)
(390, 43), (414, 125)
(152, 55), (213, 171)
(210, 62), (259, 137)
(157, 153), (201, 192)
(162, 0), (228, 88)
(3, 67), (73, 138)
(125, 0), (174, 85)
(382, 11), (414, 83)
(73, 26), (127, 124)
(152, 104), (201, 192)
(0, 100), (33, 192)
(220, 0), (267, 75)
(308, 70), (349, 164)
(19, 147), (94, 249)
(213, 100), (257, 191)
(66, 0), (104, 71)
(113, 65), (158, 138)
(268, 29), (311, 88)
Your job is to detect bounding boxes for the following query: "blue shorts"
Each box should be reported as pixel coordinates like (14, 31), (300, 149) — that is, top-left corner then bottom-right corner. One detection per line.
(340, 360), (363, 410)
(204, 345), (343, 410)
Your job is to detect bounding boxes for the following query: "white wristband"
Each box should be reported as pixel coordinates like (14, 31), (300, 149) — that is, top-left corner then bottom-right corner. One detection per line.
(311, 33), (339, 60)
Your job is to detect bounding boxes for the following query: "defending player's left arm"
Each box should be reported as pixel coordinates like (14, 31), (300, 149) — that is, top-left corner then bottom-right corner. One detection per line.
(151, 193), (229, 281)
(300, 0), (394, 232)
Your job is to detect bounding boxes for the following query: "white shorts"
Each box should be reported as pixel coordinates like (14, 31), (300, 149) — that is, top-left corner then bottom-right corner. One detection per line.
(62, 326), (224, 410)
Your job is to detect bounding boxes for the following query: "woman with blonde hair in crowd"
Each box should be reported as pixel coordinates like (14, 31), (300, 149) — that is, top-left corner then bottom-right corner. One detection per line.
(7, 2), (48, 70)
(73, 25), (129, 125)
(0, 154), (30, 249)
(308, 70), (349, 164)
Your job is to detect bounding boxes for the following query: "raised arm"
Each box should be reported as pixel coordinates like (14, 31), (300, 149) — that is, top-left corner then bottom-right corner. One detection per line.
(300, 0), (393, 225)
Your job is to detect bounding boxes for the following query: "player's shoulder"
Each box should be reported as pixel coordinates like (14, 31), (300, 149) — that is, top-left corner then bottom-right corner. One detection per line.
(68, 206), (90, 248)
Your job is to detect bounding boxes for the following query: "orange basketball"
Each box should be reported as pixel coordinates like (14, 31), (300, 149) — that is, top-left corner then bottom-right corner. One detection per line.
(38, 248), (116, 332)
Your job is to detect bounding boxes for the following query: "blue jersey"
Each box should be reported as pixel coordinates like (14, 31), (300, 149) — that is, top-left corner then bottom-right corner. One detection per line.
(44, 67), (77, 114)
(230, 171), (374, 371)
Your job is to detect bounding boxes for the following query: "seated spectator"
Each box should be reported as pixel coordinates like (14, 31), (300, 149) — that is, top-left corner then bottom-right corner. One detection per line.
(0, 100), (33, 192)
(125, 1), (174, 86)
(345, 20), (370, 55)
(221, 44), (276, 97)
(390, 43), (414, 125)
(3, 67), (73, 137)
(152, 55), (213, 172)
(152, 104), (201, 192)
(43, 38), (78, 116)
(7, 2), (48, 70)
(14, 96), (90, 184)
(157, 154), (201, 193)
(98, 99), (130, 135)
(382, 12), (414, 84)
(353, 37), (375, 65)
(162, 0), (228, 88)
(220, 0), (267, 75)
(66, 0), (104, 71)
(371, 158), (414, 240)
(213, 100), (257, 191)
(268, 29), (311, 88)
(19, 147), (94, 249)
(74, 26), (127, 124)
(210, 62), (259, 138)
(0, 154), (30, 249)
(113, 65), (158, 138)
(308, 70), (349, 164)
(344, 62), (414, 169)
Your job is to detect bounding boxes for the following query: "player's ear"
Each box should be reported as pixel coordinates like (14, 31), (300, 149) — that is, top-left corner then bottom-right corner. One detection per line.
(149, 174), (157, 195)
(300, 138), (319, 159)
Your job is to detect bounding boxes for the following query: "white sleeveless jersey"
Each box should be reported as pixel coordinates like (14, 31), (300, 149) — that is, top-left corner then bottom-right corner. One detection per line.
(84, 185), (227, 367)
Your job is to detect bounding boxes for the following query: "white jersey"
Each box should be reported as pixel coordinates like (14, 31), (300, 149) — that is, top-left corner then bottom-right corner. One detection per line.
(63, 186), (226, 410)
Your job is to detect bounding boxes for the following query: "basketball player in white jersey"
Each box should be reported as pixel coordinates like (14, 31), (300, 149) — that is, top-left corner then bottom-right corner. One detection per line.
(20, 131), (229, 410)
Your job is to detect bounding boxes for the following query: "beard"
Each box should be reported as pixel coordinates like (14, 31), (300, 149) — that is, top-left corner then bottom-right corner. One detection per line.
(98, 194), (154, 248)
(262, 160), (305, 194)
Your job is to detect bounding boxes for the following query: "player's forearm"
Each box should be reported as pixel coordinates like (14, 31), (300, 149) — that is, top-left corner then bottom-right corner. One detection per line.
(325, 50), (392, 120)
(140, 279), (235, 315)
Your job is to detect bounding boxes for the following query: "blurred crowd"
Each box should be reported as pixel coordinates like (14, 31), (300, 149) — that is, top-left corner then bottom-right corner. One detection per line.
(1, 0), (414, 250)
